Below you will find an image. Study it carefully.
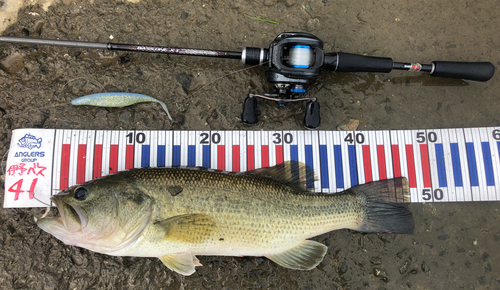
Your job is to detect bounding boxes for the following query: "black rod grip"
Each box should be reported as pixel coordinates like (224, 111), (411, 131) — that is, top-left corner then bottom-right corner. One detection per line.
(431, 61), (494, 82)
(334, 52), (394, 73)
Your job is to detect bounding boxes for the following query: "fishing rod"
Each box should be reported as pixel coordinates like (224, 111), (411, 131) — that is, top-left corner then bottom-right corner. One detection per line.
(0, 33), (495, 129)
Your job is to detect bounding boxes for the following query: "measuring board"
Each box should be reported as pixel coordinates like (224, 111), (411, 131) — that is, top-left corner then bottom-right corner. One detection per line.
(4, 127), (500, 208)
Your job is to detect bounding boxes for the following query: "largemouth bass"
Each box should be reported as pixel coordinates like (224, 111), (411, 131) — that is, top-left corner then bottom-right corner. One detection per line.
(37, 161), (413, 276)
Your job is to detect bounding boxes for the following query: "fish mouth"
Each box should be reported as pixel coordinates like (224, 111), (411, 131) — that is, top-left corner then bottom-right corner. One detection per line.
(36, 196), (87, 246)
(48, 195), (88, 232)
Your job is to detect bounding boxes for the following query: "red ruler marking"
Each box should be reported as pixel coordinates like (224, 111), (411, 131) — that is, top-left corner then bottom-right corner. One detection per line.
(232, 145), (240, 172)
(60, 144), (71, 190)
(377, 145), (387, 180)
(109, 144), (118, 174)
(93, 144), (103, 179)
(420, 144), (432, 188)
(276, 144), (283, 164)
(247, 145), (255, 170)
(77, 144), (86, 184)
(405, 144), (417, 188)
(392, 144), (402, 178)
(217, 145), (225, 171)
(362, 145), (372, 182)
(126, 144), (134, 170)
(261, 145), (269, 168)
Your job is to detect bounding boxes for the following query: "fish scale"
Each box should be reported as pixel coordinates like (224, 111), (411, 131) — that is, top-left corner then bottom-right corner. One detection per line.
(113, 168), (368, 254)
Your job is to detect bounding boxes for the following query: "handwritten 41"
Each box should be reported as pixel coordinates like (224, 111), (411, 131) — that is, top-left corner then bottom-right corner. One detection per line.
(7, 163), (47, 201)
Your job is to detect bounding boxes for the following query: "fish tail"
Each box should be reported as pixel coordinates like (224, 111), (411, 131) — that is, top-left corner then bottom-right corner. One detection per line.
(351, 177), (414, 234)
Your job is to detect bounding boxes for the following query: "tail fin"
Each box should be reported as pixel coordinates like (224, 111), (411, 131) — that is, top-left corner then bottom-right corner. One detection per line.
(348, 177), (414, 234)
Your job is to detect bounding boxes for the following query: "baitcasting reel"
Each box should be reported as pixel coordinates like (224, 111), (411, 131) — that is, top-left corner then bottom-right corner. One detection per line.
(0, 32), (495, 129)
(240, 33), (324, 129)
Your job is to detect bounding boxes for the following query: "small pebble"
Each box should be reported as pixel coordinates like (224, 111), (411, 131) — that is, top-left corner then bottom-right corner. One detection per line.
(333, 98), (344, 109)
(478, 276), (486, 285)
(437, 234), (448, 240)
(373, 268), (390, 282)
(371, 257), (381, 265)
(397, 249), (408, 259)
(337, 261), (347, 274)
(71, 254), (84, 266)
(0, 52), (25, 75)
(337, 119), (360, 131)
(421, 262), (430, 273)
(399, 261), (409, 274)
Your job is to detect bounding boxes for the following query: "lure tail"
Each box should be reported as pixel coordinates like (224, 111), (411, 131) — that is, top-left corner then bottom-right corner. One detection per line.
(157, 101), (172, 120)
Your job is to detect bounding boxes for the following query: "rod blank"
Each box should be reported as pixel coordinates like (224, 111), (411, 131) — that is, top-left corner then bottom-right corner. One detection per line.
(0, 36), (108, 50)
(0, 36), (242, 60)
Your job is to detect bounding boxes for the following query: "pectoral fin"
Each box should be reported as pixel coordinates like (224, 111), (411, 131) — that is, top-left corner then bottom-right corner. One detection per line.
(159, 252), (202, 276)
(156, 214), (216, 244)
(266, 240), (328, 270)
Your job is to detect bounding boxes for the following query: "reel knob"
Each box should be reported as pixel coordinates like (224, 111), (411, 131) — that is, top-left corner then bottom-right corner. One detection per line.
(303, 100), (321, 129)
(242, 95), (258, 125)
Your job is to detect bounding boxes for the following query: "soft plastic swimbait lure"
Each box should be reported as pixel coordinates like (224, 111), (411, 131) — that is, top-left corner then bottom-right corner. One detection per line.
(71, 92), (172, 120)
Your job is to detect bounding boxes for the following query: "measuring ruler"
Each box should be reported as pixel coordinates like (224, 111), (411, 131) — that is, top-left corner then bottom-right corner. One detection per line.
(4, 127), (500, 208)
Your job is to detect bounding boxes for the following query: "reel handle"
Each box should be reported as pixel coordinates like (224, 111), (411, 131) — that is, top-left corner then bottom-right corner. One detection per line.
(303, 100), (321, 130)
(242, 96), (258, 125)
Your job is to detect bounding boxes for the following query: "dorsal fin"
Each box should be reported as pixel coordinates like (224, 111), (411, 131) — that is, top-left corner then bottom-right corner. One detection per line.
(245, 161), (317, 192)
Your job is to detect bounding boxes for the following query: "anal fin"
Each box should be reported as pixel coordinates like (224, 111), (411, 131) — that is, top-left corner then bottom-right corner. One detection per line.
(266, 240), (328, 270)
(159, 252), (202, 276)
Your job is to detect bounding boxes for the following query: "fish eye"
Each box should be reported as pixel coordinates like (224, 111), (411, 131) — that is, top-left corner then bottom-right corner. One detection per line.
(74, 187), (88, 200)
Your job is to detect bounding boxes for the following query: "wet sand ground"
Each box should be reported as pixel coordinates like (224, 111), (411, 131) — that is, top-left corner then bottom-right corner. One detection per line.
(1, 0), (499, 289)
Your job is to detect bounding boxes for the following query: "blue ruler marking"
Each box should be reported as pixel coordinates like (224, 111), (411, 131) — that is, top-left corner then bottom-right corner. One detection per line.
(203, 145), (210, 168)
(334, 145), (344, 188)
(305, 145), (314, 188)
(450, 143), (463, 187)
(141, 145), (150, 168)
(173, 145), (181, 167)
(466, 142), (479, 187)
(481, 142), (495, 186)
(348, 145), (358, 186)
(157, 145), (165, 167)
(435, 143), (447, 187)
(319, 145), (329, 189)
(188, 145), (196, 167)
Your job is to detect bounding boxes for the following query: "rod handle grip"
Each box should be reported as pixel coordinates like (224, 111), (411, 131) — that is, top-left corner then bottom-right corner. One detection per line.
(431, 61), (495, 82)
(324, 52), (394, 73)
